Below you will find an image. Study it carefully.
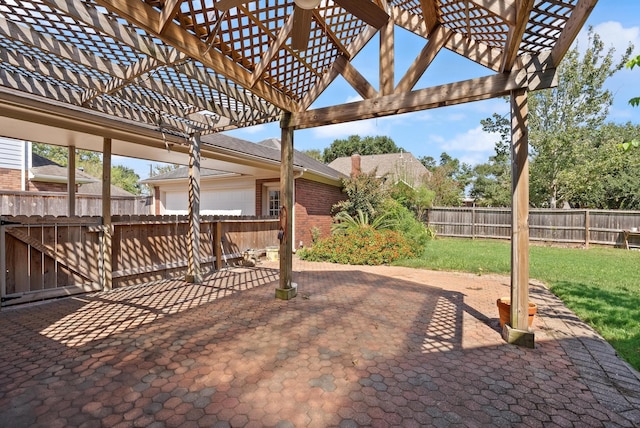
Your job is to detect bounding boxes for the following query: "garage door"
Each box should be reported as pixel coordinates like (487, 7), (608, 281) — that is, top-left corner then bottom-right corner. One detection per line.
(164, 188), (255, 215)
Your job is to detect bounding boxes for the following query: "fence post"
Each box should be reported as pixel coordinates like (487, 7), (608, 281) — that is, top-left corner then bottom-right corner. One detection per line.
(471, 207), (476, 239)
(584, 210), (590, 248)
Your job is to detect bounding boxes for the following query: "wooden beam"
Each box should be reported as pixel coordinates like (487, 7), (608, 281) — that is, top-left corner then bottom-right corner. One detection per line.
(467, 0), (517, 25)
(395, 25), (451, 94)
(446, 31), (503, 72)
(334, 56), (378, 100)
(68, 146), (76, 217)
(299, 26), (379, 110)
(379, 11), (394, 96)
(510, 88), (529, 332)
(43, 0), (176, 62)
(251, 13), (296, 88)
(186, 133), (202, 283)
(158, 0), (182, 34)
(392, 8), (504, 72)
(419, 0), (439, 35)
(102, 137), (113, 291)
(0, 16), (126, 80)
(94, 0), (298, 111)
(276, 112), (296, 299)
(500, 0), (535, 73)
(290, 66), (556, 129)
(551, 0), (598, 67)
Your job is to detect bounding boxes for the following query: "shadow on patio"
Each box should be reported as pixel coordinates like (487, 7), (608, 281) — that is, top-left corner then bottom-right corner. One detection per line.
(0, 261), (638, 427)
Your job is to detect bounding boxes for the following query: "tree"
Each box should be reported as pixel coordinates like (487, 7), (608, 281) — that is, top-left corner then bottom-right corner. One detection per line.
(469, 113), (512, 206)
(527, 29), (632, 207)
(560, 122), (640, 209)
(322, 135), (402, 163)
(419, 152), (470, 206)
(622, 54), (640, 152)
(332, 169), (387, 219)
(32, 143), (143, 195)
(301, 149), (323, 161)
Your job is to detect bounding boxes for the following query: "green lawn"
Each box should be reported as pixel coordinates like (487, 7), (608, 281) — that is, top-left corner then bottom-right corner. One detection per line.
(397, 238), (640, 371)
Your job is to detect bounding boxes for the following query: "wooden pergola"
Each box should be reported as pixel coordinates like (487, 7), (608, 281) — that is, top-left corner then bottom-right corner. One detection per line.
(0, 0), (597, 345)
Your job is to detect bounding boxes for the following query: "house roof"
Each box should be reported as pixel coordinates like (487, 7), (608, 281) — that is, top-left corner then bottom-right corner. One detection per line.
(328, 152), (429, 181)
(144, 133), (345, 183)
(30, 153), (135, 196)
(30, 153), (99, 185)
(77, 182), (136, 197)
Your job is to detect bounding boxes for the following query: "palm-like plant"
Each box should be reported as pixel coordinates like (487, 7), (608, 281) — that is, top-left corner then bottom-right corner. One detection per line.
(331, 209), (396, 234)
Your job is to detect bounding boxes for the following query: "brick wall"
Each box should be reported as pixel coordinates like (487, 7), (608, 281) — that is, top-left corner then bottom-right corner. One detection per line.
(255, 177), (344, 247)
(294, 178), (345, 248)
(0, 168), (24, 191)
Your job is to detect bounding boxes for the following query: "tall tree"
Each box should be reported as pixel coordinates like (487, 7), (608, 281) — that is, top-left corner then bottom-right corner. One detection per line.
(470, 113), (512, 206)
(528, 29), (632, 207)
(420, 152), (470, 206)
(322, 135), (402, 163)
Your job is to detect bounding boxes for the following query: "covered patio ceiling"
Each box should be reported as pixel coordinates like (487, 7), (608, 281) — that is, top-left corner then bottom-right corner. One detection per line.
(0, 0), (596, 164)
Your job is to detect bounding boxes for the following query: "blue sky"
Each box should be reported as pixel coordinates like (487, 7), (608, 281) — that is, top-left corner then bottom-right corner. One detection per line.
(118, 1), (640, 178)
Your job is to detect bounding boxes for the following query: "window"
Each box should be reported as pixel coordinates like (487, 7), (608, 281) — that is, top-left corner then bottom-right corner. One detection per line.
(268, 189), (280, 216)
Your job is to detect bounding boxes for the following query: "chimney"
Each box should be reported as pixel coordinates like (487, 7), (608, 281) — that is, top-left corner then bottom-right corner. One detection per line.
(351, 153), (361, 177)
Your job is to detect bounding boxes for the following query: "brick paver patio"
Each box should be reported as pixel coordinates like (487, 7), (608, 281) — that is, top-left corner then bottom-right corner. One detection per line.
(1, 258), (639, 427)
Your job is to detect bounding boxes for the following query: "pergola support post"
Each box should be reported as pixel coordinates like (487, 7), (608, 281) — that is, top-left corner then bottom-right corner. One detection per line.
(68, 145), (76, 217)
(275, 112), (297, 300)
(101, 138), (112, 291)
(503, 88), (535, 348)
(186, 132), (202, 284)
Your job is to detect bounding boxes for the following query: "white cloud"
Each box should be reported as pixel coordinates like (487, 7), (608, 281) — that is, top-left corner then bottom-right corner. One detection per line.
(443, 126), (499, 153)
(576, 21), (640, 58)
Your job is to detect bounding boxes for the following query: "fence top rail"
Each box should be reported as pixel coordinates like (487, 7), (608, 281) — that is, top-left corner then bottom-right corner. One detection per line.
(111, 215), (279, 224)
(1, 215), (103, 225)
(430, 207), (640, 215)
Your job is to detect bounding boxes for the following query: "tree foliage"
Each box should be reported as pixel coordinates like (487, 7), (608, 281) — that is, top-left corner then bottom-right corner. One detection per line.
(33, 143), (143, 195)
(528, 29), (632, 207)
(332, 169), (387, 219)
(419, 152), (470, 206)
(469, 113), (512, 206)
(322, 135), (402, 163)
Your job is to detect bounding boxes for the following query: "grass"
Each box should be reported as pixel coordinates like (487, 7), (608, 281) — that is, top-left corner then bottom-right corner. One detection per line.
(397, 237), (640, 371)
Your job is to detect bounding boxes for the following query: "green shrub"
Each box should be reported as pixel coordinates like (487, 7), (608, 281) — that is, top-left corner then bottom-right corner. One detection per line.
(298, 227), (416, 265)
(382, 199), (433, 254)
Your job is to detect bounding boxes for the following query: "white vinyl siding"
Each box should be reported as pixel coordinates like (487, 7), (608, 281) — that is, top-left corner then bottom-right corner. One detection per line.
(0, 138), (26, 170)
(163, 187), (254, 215)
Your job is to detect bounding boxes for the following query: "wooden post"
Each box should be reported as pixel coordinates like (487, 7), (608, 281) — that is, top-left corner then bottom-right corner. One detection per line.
(0, 219), (6, 308)
(504, 88), (534, 347)
(215, 221), (222, 270)
(275, 112), (297, 300)
(186, 132), (202, 283)
(379, 13), (394, 96)
(68, 145), (76, 217)
(102, 138), (112, 291)
(584, 210), (590, 248)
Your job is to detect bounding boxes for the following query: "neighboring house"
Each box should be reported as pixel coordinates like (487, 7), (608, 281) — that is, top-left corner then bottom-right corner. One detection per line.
(0, 137), (99, 192)
(141, 133), (346, 247)
(328, 152), (429, 187)
(1, 137), (142, 216)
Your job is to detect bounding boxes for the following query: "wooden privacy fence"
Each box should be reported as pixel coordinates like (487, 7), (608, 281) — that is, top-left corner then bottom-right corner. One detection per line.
(0, 191), (153, 216)
(426, 207), (640, 248)
(1, 215), (279, 306)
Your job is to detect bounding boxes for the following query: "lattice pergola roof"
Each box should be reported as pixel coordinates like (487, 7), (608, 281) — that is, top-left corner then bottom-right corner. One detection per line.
(0, 0), (596, 159)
